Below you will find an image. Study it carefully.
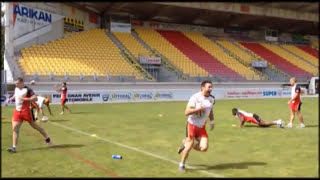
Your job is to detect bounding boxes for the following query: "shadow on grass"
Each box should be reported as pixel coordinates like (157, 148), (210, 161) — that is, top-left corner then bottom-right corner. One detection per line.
(70, 112), (93, 115)
(188, 161), (267, 171)
(305, 125), (318, 128)
(17, 144), (85, 152)
(1, 121), (11, 124)
(48, 119), (70, 122)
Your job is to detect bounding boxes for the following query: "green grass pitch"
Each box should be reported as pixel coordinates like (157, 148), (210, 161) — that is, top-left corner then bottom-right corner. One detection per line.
(1, 97), (318, 177)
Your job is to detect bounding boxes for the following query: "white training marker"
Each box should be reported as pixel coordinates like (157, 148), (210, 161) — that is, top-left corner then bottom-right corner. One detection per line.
(232, 124), (236, 127)
(91, 134), (97, 137)
(158, 114), (163, 117)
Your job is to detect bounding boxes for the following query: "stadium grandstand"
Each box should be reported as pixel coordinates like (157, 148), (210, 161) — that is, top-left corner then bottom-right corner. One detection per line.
(1, 2), (318, 92)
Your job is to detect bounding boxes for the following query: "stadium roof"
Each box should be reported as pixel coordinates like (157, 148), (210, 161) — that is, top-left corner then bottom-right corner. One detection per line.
(66, 2), (319, 35)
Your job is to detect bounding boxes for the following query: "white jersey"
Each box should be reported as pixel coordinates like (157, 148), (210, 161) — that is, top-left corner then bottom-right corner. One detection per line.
(237, 110), (253, 118)
(187, 92), (215, 128)
(291, 84), (296, 99)
(14, 87), (28, 111)
(36, 96), (46, 108)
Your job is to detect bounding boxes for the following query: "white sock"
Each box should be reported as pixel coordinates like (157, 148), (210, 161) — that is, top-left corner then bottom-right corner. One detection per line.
(288, 122), (292, 125)
(275, 120), (281, 125)
(179, 162), (184, 167)
(13, 145), (16, 149)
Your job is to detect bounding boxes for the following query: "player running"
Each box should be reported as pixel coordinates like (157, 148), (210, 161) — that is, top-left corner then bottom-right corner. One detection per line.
(55, 82), (71, 115)
(177, 80), (215, 172)
(7, 77), (51, 153)
(231, 108), (284, 128)
(287, 77), (305, 128)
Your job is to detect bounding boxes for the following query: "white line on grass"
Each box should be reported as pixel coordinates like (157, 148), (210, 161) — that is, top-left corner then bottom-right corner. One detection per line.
(49, 121), (224, 177)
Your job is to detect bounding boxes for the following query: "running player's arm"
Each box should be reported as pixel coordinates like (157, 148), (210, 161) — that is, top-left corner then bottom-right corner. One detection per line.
(7, 94), (15, 102)
(209, 109), (214, 130)
(185, 105), (205, 116)
(22, 88), (37, 102)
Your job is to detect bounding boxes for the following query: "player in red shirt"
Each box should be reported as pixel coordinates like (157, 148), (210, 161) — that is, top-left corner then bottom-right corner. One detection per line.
(7, 77), (51, 153)
(232, 108), (284, 128)
(56, 82), (71, 115)
(287, 77), (305, 128)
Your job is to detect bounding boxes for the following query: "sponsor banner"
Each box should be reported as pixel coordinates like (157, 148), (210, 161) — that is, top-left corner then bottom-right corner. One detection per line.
(132, 92), (154, 101)
(281, 89), (291, 97)
(262, 90), (279, 97)
(13, 3), (64, 39)
(225, 89), (263, 99)
(139, 57), (161, 65)
(108, 92), (132, 102)
(1, 95), (6, 103)
(51, 93), (101, 103)
(3, 88), (308, 105)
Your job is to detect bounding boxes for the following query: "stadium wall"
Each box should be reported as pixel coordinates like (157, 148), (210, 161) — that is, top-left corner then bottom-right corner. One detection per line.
(11, 2), (100, 52)
(2, 82), (311, 105)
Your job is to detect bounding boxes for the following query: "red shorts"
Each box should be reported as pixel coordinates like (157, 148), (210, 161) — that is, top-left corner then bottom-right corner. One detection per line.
(186, 123), (208, 139)
(289, 101), (302, 111)
(61, 98), (67, 103)
(12, 109), (32, 122)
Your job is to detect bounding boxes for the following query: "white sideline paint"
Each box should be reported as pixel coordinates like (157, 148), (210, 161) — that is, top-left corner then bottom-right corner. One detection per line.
(49, 121), (224, 177)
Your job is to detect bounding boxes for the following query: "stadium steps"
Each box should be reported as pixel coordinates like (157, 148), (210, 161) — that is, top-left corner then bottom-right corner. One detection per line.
(261, 43), (318, 76)
(132, 29), (190, 81)
(233, 41), (291, 81)
(131, 30), (153, 52)
(297, 45), (319, 58)
(280, 45), (318, 67)
(157, 30), (244, 80)
(214, 40), (267, 80)
(135, 28), (209, 78)
(106, 31), (155, 81)
(240, 42), (312, 80)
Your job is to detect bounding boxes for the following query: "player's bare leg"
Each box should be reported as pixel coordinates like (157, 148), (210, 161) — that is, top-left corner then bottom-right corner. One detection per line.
(192, 137), (208, 152)
(28, 119), (51, 144)
(296, 110), (305, 128)
(287, 109), (295, 128)
(179, 137), (194, 172)
(60, 102), (65, 114)
(259, 119), (283, 128)
(8, 120), (22, 153)
(61, 102), (71, 114)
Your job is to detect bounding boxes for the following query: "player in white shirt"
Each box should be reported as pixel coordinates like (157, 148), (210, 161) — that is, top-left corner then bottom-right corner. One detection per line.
(6, 77), (51, 153)
(32, 96), (53, 122)
(177, 80), (215, 172)
(287, 77), (305, 128)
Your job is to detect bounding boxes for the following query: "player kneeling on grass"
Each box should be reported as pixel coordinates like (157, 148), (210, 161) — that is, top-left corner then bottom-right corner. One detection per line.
(177, 80), (215, 173)
(232, 108), (284, 128)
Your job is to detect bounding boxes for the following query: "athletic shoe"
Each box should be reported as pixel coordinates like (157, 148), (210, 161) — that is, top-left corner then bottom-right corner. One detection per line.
(279, 120), (285, 128)
(178, 141), (185, 154)
(41, 116), (48, 122)
(178, 165), (186, 173)
(286, 123), (292, 128)
(60, 112), (64, 115)
(296, 124), (305, 128)
(7, 147), (16, 153)
(45, 137), (51, 144)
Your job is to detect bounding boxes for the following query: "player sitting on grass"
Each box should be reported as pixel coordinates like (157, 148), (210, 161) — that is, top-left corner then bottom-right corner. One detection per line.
(232, 108), (284, 128)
